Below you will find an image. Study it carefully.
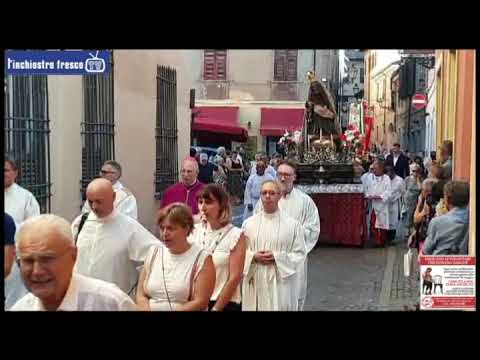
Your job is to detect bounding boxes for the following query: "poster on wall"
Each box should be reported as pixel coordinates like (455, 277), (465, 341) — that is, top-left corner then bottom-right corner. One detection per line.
(420, 256), (476, 311)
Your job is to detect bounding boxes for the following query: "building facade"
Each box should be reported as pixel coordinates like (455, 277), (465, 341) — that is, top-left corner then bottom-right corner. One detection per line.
(5, 50), (195, 232)
(339, 50), (365, 130)
(435, 49), (475, 255)
(192, 49), (339, 157)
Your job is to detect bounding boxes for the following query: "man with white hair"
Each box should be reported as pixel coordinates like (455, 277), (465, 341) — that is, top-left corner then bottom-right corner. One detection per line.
(10, 214), (137, 311)
(73, 179), (157, 296)
(81, 160), (138, 220)
(160, 157), (205, 216)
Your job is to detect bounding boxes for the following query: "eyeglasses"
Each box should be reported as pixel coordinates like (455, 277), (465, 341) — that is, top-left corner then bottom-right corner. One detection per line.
(261, 190), (279, 196)
(100, 170), (117, 175)
(16, 251), (70, 269)
(277, 172), (294, 178)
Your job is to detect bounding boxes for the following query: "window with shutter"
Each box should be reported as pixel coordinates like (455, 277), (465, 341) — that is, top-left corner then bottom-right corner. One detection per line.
(274, 50), (298, 81)
(203, 50), (227, 80)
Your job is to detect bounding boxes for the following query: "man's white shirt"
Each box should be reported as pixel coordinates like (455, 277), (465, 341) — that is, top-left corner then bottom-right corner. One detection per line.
(10, 273), (137, 311)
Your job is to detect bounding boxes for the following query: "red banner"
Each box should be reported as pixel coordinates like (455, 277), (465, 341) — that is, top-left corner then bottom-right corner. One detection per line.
(363, 116), (373, 153)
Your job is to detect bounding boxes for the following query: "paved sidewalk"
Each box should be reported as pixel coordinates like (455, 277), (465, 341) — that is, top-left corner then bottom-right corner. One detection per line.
(379, 241), (420, 311)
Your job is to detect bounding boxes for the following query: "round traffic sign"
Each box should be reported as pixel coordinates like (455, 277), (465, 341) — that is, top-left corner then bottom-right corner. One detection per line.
(412, 93), (427, 110)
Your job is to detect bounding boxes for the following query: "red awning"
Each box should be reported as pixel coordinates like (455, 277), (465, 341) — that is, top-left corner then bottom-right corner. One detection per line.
(260, 108), (305, 136)
(192, 107), (248, 141)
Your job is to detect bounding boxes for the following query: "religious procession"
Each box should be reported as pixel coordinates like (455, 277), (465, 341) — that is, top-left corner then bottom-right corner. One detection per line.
(4, 49), (476, 311)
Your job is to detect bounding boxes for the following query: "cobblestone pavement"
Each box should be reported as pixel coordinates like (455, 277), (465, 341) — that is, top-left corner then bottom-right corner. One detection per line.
(387, 240), (420, 310)
(304, 240), (420, 311)
(304, 245), (388, 311)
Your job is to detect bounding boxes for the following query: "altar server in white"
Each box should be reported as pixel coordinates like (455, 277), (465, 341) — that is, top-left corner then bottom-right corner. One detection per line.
(72, 179), (157, 296)
(243, 160), (275, 222)
(242, 180), (306, 311)
(364, 160), (392, 247)
(255, 160), (320, 310)
(81, 160), (138, 220)
(385, 165), (406, 244)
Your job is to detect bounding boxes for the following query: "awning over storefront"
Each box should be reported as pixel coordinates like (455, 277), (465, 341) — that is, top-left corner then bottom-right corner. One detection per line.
(192, 106), (248, 142)
(260, 108), (305, 136)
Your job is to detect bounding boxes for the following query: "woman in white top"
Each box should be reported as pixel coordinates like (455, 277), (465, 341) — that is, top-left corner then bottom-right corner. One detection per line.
(135, 203), (215, 311)
(190, 184), (246, 311)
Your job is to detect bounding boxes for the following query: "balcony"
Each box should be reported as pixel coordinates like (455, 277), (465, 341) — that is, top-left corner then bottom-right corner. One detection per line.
(200, 80), (231, 100)
(199, 80), (308, 101)
(269, 80), (302, 101)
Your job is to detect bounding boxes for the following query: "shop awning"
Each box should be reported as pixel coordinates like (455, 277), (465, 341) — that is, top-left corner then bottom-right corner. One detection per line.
(192, 106), (248, 142)
(260, 108), (305, 136)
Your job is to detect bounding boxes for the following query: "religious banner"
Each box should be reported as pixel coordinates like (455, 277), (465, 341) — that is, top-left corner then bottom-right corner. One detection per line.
(363, 116), (374, 153)
(420, 256), (476, 311)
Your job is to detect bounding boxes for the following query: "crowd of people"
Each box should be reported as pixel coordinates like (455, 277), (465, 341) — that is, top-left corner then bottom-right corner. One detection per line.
(5, 149), (320, 311)
(4, 138), (470, 311)
(361, 140), (470, 257)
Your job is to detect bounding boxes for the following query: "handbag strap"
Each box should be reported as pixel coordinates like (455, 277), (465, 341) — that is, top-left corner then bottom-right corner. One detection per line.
(188, 249), (205, 302)
(144, 246), (159, 287)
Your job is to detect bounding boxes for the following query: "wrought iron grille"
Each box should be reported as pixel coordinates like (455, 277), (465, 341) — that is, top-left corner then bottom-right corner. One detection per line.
(80, 51), (115, 201)
(155, 65), (178, 199)
(4, 75), (51, 213)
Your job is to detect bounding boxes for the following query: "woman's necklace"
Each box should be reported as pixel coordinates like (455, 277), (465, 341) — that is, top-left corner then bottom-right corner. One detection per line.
(202, 223), (232, 253)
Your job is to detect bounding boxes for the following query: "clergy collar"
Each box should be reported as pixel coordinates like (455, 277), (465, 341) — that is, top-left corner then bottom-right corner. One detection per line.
(91, 208), (119, 223)
(37, 273), (78, 311)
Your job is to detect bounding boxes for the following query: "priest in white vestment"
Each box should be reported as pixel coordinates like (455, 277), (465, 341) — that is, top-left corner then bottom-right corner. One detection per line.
(255, 161), (320, 310)
(242, 180), (306, 311)
(364, 160), (392, 247)
(4, 157), (41, 310)
(81, 160), (138, 220)
(243, 160), (275, 222)
(72, 179), (157, 296)
(385, 165), (406, 243)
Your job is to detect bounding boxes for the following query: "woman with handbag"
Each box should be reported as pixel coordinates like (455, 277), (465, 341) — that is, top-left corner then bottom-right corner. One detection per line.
(190, 184), (247, 311)
(136, 203), (215, 311)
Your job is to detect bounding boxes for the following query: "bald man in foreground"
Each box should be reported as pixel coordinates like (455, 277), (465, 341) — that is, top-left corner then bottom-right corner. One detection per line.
(10, 214), (137, 311)
(72, 179), (158, 296)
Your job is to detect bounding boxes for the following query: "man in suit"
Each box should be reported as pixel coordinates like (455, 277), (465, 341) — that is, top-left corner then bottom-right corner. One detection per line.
(385, 143), (410, 179)
(423, 181), (470, 255)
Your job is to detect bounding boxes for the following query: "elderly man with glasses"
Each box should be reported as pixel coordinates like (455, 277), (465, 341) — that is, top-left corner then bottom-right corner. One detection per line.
(81, 160), (138, 220)
(10, 214), (138, 311)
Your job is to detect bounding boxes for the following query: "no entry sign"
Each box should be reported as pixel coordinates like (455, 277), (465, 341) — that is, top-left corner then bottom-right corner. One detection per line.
(412, 93), (427, 110)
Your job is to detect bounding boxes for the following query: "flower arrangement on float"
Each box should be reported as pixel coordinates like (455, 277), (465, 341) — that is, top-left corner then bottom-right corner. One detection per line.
(278, 130), (303, 159)
(340, 124), (363, 152)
